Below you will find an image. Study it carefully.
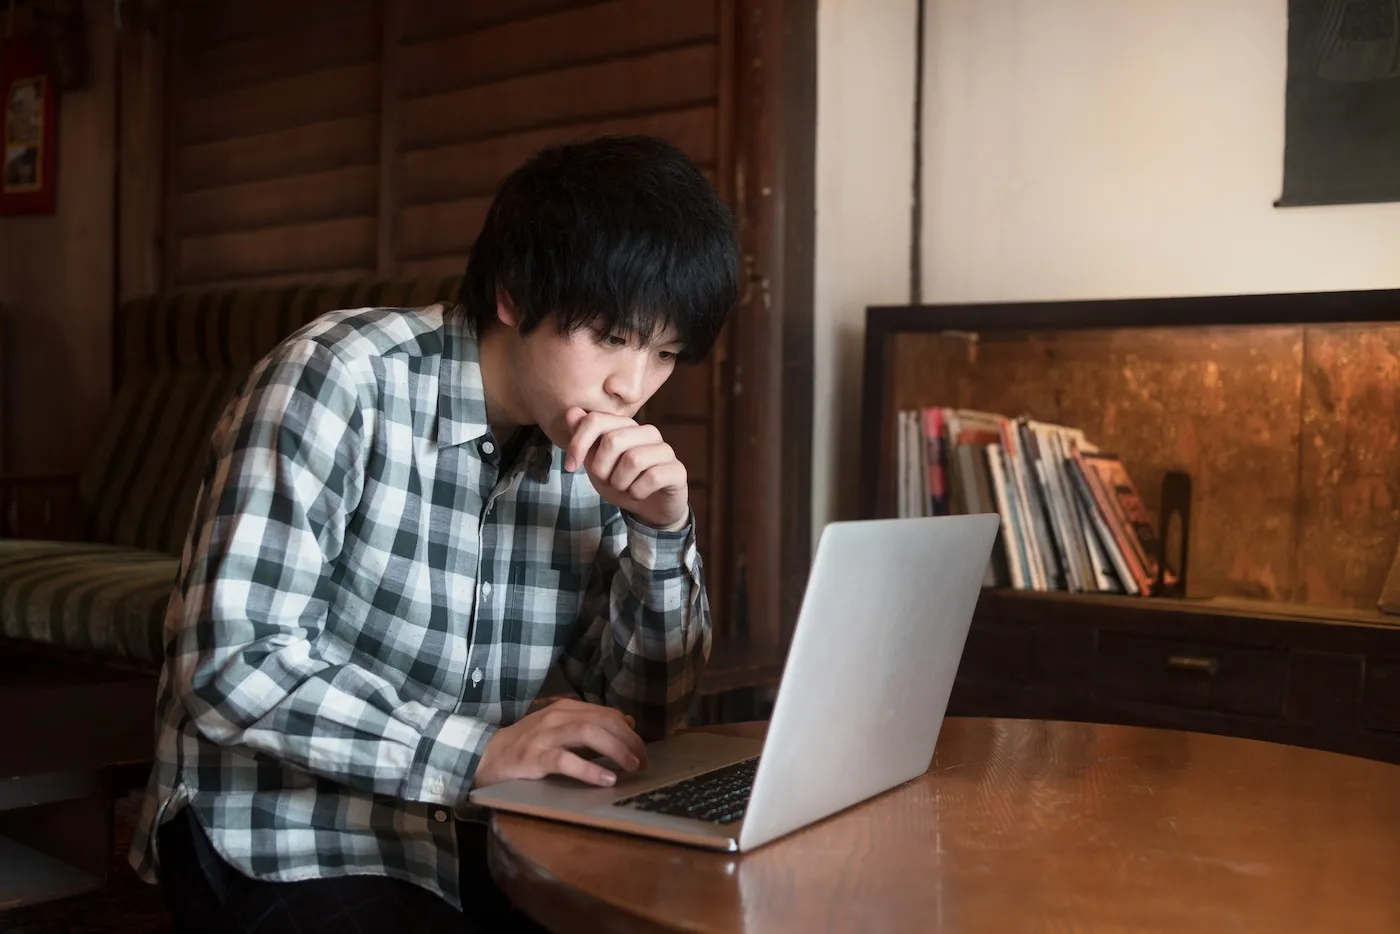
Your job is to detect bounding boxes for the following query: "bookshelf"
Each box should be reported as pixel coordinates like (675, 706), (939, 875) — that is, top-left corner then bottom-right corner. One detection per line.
(860, 288), (1400, 764)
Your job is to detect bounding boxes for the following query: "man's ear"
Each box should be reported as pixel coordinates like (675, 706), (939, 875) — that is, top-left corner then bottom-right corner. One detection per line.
(495, 286), (521, 328)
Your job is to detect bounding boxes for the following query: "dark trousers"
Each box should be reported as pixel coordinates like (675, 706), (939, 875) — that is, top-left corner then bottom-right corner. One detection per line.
(156, 807), (548, 934)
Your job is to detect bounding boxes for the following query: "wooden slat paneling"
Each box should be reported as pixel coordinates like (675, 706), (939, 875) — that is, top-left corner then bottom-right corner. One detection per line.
(398, 254), (470, 280)
(176, 217), (377, 285)
(397, 0), (603, 45)
(179, 64), (380, 145)
(400, 106), (717, 205)
(184, 7), (380, 97)
(183, 0), (372, 52)
(400, 45), (717, 150)
(400, 0), (716, 98)
(398, 197), (492, 259)
(180, 116), (380, 192)
(176, 167), (379, 236)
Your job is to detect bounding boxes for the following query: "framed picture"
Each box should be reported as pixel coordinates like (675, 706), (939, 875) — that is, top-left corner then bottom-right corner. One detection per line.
(1277, 0), (1400, 207)
(0, 35), (58, 215)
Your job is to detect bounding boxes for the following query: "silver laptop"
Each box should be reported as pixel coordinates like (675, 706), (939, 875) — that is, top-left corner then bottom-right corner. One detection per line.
(468, 513), (999, 852)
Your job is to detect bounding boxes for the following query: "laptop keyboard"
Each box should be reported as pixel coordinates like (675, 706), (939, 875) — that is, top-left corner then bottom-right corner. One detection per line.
(613, 757), (759, 825)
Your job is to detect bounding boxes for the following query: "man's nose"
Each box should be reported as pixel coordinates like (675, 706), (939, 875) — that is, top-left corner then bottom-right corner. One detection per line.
(606, 356), (648, 406)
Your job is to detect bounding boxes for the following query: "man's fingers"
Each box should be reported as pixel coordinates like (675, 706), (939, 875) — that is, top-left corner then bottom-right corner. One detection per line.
(624, 462), (687, 503)
(547, 748), (618, 787)
(547, 721), (643, 773)
(587, 427), (665, 485)
(600, 442), (674, 495)
(564, 411), (634, 472)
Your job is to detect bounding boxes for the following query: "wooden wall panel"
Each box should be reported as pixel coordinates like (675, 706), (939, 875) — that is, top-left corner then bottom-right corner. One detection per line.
(399, 106), (718, 206)
(397, 0), (603, 44)
(179, 116), (380, 191)
(1296, 325), (1400, 607)
(398, 198), (493, 260)
(399, 46), (718, 152)
(178, 64), (380, 146)
(167, 2), (382, 287)
(181, 0), (371, 50)
(175, 166), (378, 236)
(398, 0), (717, 98)
(175, 218), (377, 285)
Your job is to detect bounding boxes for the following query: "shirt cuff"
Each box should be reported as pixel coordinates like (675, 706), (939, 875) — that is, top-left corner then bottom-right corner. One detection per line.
(623, 508), (695, 573)
(405, 710), (497, 807)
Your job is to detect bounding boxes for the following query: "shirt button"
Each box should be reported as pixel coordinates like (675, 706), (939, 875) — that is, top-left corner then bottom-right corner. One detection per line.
(428, 776), (445, 796)
(481, 582), (492, 597)
(472, 668), (483, 684)
(481, 441), (495, 455)
(434, 809), (448, 823)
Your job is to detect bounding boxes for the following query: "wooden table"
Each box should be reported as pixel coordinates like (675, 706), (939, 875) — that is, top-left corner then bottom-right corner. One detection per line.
(488, 718), (1400, 933)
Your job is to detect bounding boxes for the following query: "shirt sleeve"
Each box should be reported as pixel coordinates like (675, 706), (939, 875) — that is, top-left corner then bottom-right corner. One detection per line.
(556, 506), (712, 741)
(168, 338), (493, 807)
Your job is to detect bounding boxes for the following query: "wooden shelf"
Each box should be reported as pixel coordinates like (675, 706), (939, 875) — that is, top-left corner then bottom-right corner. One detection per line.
(975, 587), (1400, 630)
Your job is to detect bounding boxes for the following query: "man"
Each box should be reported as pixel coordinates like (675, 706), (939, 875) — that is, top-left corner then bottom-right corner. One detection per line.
(129, 135), (740, 933)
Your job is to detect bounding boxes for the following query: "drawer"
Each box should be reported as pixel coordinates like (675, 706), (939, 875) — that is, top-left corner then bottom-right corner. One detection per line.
(958, 622), (1033, 683)
(1094, 632), (1285, 717)
(1363, 657), (1400, 733)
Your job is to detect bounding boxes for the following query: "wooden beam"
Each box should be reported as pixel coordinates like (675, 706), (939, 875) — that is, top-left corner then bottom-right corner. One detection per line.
(727, 0), (816, 648)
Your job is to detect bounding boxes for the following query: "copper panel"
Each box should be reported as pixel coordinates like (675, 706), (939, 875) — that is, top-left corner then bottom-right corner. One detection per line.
(1296, 325), (1400, 608)
(891, 327), (1304, 602)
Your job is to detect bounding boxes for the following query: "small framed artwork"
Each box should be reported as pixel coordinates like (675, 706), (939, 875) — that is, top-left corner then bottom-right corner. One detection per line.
(1, 35), (58, 215)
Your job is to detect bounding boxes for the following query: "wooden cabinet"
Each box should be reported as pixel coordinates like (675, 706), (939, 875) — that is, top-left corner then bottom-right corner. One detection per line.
(949, 590), (1400, 765)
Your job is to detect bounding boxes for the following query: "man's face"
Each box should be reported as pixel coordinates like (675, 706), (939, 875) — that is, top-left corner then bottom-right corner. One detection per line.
(502, 307), (682, 448)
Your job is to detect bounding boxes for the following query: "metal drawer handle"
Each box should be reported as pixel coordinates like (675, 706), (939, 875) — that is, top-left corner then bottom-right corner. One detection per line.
(1167, 655), (1219, 675)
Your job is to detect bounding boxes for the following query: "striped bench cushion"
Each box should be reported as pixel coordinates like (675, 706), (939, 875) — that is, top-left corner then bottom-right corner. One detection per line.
(78, 275), (462, 556)
(0, 536), (180, 669)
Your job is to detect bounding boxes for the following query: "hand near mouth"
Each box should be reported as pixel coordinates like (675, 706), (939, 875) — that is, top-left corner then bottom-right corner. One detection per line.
(563, 407), (690, 532)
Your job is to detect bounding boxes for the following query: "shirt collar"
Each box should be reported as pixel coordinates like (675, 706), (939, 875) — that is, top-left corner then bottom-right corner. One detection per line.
(437, 309), (557, 483)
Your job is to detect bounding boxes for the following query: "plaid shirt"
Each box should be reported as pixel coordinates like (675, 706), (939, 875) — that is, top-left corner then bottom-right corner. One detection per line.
(129, 304), (711, 908)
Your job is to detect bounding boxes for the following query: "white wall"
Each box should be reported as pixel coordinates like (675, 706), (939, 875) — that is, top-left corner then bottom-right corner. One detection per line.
(810, 0), (1400, 535)
(812, 0), (918, 537)
(921, 0), (1400, 303)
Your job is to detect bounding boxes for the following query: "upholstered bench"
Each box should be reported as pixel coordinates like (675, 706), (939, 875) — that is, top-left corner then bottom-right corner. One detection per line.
(0, 275), (463, 673)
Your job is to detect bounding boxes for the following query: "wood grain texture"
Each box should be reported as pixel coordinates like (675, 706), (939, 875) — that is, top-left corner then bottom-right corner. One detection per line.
(399, 106), (717, 205)
(891, 327), (1304, 603)
(178, 63), (380, 145)
(174, 166), (378, 235)
(174, 217), (376, 284)
(399, 0), (716, 98)
(490, 719), (1400, 934)
(396, 254), (469, 280)
(397, 197), (492, 259)
(182, 6), (380, 97)
(400, 45), (717, 150)
(179, 116), (380, 192)
(182, 0), (370, 51)
(397, 0), (603, 44)
(1295, 324), (1400, 607)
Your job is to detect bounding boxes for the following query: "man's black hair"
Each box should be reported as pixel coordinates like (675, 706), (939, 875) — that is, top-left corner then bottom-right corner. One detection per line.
(458, 135), (740, 363)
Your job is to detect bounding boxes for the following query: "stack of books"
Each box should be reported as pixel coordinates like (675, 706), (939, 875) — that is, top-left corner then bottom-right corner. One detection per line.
(895, 408), (1169, 596)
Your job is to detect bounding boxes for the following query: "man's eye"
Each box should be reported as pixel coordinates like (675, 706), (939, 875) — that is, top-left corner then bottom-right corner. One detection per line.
(658, 350), (678, 362)
(604, 333), (628, 347)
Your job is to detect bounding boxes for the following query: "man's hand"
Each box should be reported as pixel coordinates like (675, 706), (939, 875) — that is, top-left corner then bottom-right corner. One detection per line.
(473, 698), (649, 789)
(563, 407), (689, 531)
